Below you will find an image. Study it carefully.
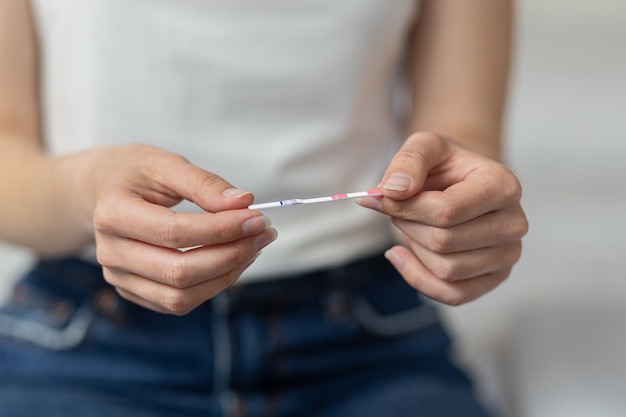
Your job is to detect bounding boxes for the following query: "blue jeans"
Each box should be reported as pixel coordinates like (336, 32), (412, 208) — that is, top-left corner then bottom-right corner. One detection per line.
(0, 256), (493, 417)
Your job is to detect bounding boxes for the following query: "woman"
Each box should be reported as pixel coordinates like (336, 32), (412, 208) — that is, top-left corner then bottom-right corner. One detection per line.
(0, 1), (527, 416)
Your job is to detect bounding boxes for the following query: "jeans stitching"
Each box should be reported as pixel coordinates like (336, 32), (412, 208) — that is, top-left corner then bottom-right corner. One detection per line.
(0, 303), (95, 350)
(349, 295), (439, 337)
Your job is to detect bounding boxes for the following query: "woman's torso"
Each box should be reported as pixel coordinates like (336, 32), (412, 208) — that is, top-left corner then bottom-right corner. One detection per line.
(31, 0), (418, 281)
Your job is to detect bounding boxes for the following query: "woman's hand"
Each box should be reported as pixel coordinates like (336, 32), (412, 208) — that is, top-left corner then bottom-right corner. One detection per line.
(77, 144), (276, 315)
(358, 132), (528, 306)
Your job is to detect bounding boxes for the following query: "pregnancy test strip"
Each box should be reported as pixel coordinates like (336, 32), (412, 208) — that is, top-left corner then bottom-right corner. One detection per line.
(249, 189), (382, 210)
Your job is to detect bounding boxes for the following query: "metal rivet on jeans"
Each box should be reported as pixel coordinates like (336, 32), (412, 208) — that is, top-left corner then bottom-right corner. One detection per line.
(94, 288), (120, 316)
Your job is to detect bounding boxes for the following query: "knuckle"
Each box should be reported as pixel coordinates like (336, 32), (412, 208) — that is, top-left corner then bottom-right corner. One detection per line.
(92, 201), (116, 235)
(213, 218), (236, 243)
(95, 247), (115, 268)
(194, 171), (224, 195)
(426, 228), (456, 253)
(393, 132), (441, 170)
(163, 258), (192, 288)
(502, 205), (529, 241)
(170, 151), (190, 164)
(160, 290), (194, 316)
(159, 215), (187, 248)
(388, 206), (413, 222)
(434, 201), (463, 227)
(441, 291), (467, 307)
(394, 148), (426, 168)
(515, 211), (530, 238)
(500, 169), (524, 202)
(443, 293), (467, 307)
(433, 258), (462, 282)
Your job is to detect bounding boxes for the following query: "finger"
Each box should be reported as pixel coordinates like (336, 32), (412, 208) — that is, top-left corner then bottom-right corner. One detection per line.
(113, 278), (226, 316)
(384, 245), (511, 306)
(97, 228), (278, 288)
(373, 131), (524, 227)
(365, 163), (523, 228)
(106, 256), (258, 316)
(94, 192), (272, 249)
(404, 239), (523, 283)
(115, 288), (172, 315)
(145, 153), (255, 212)
(390, 204), (528, 253)
(109, 271), (233, 316)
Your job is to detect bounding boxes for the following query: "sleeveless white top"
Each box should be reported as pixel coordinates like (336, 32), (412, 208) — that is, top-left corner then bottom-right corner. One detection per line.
(31, 0), (418, 282)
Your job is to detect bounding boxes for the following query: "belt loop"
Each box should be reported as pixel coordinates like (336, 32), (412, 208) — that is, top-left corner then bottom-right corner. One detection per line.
(211, 292), (232, 394)
(323, 264), (351, 319)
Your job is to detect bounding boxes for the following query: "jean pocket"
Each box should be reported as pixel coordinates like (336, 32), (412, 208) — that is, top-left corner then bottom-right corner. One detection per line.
(0, 279), (95, 351)
(348, 292), (440, 337)
(333, 267), (442, 338)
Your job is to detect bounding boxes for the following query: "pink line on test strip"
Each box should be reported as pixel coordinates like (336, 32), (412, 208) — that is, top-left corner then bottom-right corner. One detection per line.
(331, 189), (382, 200)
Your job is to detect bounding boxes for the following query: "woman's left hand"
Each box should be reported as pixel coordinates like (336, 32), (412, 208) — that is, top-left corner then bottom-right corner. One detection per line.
(358, 132), (528, 306)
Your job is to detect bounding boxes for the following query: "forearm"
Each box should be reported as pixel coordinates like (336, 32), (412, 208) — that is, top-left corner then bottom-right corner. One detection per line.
(0, 2), (88, 255)
(409, 0), (513, 161)
(0, 138), (94, 256)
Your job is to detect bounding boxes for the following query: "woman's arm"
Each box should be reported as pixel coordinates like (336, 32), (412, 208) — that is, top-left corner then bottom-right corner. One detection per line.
(359, 0), (526, 306)
(409, 0), (513, 160)
(0, 1), (276, 314)
(0, 0), (89, 255)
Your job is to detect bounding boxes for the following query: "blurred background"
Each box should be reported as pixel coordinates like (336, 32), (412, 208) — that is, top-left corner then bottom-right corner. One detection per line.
(1, 0), (625, 416)
(440, 0), (626, 416)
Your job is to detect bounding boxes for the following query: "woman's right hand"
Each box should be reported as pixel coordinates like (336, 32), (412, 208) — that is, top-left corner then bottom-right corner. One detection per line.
(76, 144), (276, 315)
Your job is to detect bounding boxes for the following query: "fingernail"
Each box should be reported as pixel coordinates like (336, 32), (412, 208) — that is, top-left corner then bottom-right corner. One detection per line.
(223, 188), (253, 198)
(384, 248), (405, 270)
(255, 228), (278, 250)
(383, 173), (411, 191)
(356, 196), (382, 211)
(242, 216), (272, 234)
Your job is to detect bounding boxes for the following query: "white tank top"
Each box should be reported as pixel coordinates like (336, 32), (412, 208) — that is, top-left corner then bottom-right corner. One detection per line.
(31, 0), (418, 282)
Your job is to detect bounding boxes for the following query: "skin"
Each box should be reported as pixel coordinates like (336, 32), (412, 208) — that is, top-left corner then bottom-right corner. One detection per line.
(359, 0), (528, 305)
(0, 1), (277, 315)
(0, 0), (527, 313)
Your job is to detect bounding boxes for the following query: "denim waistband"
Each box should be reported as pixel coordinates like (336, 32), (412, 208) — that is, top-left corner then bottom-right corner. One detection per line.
(225, 254), (397, 313)
(22, 253), (402, 314)
(23, 258), (108, 303)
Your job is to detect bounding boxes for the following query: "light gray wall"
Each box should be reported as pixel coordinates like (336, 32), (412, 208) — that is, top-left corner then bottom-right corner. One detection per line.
(441, 0), (626, 416)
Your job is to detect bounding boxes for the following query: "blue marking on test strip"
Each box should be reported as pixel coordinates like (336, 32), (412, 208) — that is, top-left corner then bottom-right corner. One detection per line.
(281, 199), (300, 206)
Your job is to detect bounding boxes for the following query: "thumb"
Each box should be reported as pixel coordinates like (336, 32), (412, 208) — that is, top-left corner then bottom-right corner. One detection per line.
(380, 132), (451, 200)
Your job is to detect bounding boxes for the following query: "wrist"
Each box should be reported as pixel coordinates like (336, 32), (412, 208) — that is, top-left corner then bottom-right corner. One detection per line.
(45, 149), (103, 248)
